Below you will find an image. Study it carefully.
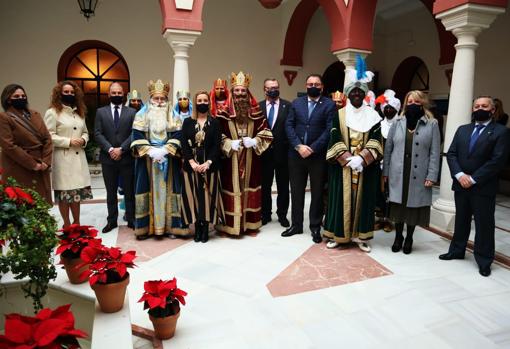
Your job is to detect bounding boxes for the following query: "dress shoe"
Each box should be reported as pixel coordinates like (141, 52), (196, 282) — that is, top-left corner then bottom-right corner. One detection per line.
(326, 240), (340, 249)
(403, 237), (413, 254)
(352, 237), (371, 252)
(383, 222), (393, 233)
(281, 226), (303, 237)
(136, 234), (150, 241)
(278, 216), (290, 228)
(127, 222), (135, 230)
(438, 252), (464, 260)
(391, 235), (404, 253)
(479, 266), (491, 277)
(262, 216), (272, 225)
(311, 229), (322, 243)
(102, 222), (118, 234)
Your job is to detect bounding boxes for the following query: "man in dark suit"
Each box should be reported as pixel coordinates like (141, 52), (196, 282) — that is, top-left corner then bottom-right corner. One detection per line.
(440, 96), (510, 276)
(94, 82), (136, 233)
(283, 74), (335, 243)
(259, 78), (291, 227)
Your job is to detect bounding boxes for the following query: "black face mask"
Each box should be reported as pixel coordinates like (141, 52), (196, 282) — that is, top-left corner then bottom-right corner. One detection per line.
(266, 89), (280, 99)
(196, 103), (209, 114)
(61, 94), (76, 106)
(472, 109), (492, 122)
(307, 87), (321, 98)
(10, 98), (28, 110)
(405, 104), (423, 130)
(110, 95), (123, 105)
(383, 106), (397, 120)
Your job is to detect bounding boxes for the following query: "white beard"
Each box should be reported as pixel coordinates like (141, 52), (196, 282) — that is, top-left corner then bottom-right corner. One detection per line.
(147, 104), (169, 133)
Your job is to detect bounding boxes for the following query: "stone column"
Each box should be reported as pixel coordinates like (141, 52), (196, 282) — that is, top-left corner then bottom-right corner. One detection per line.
(333, 48), (371, 89)
(431, 3), (505, 232)
(163, 29), (201, 104)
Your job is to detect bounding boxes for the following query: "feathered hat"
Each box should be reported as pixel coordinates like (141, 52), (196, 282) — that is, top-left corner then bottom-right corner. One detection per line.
(344, 55), (374, 96)
(375, 89), (401, 112)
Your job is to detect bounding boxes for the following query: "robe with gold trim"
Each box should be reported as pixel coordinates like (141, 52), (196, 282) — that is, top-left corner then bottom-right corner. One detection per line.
(216, 108), (272, 235)
(324, 107), (383, 243)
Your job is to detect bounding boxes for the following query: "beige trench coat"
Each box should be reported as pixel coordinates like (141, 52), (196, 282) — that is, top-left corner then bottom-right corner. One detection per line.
(44, 106), (91, 191)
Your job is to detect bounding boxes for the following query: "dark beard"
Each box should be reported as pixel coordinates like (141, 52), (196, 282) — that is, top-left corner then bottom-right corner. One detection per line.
(233, 96), (250, 118)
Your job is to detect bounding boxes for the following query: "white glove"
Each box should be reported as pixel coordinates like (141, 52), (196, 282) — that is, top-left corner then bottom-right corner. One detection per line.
(148, 148), (158, 159)
(346, 156), (364, 171)
(152, 147), (168, 162)
(231, 139), (242, 151)
(242, 137), (257, 148)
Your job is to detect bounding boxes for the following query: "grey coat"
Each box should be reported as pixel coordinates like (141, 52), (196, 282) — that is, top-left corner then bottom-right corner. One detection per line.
(383, 116), (441, 207)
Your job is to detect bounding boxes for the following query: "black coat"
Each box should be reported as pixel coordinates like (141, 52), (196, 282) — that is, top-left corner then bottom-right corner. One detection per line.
(181, 116), (222, 172)
(258, 98), (291, 160)
(447, 120), (510, 196)
(94, 105), (136, 165)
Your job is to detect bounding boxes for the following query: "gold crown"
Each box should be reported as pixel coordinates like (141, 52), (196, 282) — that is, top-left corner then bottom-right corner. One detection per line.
(147, 79), (170, 97)
(230, 71), (251, 88)
(214, 78), (227, 88)
(331, 90), (344, 100)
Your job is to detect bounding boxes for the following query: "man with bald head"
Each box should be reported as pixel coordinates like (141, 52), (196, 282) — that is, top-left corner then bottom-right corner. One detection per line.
(94, 82), (137, 233)
(440, 96), (510, 277)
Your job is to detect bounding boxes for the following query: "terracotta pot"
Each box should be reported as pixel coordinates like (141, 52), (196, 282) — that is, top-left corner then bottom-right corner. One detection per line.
(150, 310), (180, 340)
(91, 274), (130, 313)
(60, 256), (88, 284)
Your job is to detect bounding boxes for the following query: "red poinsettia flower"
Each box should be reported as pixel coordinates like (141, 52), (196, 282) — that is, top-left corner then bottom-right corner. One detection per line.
(0, 304), (87, 348)
(0, 240), (5, 247)
(138, 278), (187, 311)
(78, 242), (137, 286)
(3, 186), (34, 205)
(55, 225), (99, 256)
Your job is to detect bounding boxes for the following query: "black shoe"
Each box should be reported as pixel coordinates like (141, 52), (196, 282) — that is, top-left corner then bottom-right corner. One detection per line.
(127, 221), (135, 230)
(439, 252), (464, 260)
(392, 235), (404, 253)
(102, 222), (118, 233)
(136, 234), (150, 241)
(311, 229), (322, 244)
(262, 216), (272, 225)
(194, 225), (201, 242)
(403, 237), (413, 254)
(479, 266), (491, 277)
(278, 216), (290, 228)
(281, 226), (303, 237)
(201, 225), (209, 243)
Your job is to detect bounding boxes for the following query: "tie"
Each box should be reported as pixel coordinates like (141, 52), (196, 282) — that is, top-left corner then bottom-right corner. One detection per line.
(469, 124), (485, 153)
(267, 102), (275, 129)
(308, 100), (317, 119)
(114, 106), (120, 129)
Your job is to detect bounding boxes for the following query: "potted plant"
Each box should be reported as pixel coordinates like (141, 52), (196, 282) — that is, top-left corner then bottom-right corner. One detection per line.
(79, 240), (137, 313)
(0, 171), (58, 311)
(138, 278), (187, 340)
(0, 304), (87, 348)
(56, 225), (101, 284)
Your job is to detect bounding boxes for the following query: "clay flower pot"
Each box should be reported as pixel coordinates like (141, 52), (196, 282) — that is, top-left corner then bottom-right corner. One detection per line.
(61, 256), (88, 284)
(149, 310), (180, 340)
(91, 274), (130, 313)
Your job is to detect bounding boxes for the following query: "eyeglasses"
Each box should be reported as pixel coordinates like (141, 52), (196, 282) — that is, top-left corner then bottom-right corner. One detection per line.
(306, 83), (322, 88)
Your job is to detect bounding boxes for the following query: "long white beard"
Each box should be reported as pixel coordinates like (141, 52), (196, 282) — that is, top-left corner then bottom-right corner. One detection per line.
(147, 104), (169, 133)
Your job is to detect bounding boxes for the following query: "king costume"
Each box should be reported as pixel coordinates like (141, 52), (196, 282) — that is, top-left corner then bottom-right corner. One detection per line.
(130, 80), (189, 238)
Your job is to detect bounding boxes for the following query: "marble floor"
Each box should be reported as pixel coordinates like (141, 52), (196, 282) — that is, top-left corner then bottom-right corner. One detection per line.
(49, 185), (510, 349)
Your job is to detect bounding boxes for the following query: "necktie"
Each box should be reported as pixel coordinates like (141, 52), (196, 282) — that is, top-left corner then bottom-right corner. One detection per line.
(114, 106), (120, 129)
(469, 124), (485, 153)
(308, 100), (317, 119)
(268, 102), (275, 129)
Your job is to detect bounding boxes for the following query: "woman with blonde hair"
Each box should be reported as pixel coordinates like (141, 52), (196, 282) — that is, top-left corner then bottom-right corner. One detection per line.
(44, 80), (92, 228)
(181, 91), (223, 242)
(383, 90), (440, 254)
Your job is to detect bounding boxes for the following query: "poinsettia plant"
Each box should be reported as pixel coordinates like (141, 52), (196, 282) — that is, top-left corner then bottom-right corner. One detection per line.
(0, 304), (87, 349)
(56, 224), (100, 259)
(138, 278), (187, 318)
(0, 170), (58, 311)
(78, 240), (137, 285)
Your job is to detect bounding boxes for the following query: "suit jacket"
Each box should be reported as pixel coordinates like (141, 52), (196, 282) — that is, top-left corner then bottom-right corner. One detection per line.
(94, 105), (136, 165)
(259, 98), (291, 160)
(285, 95), (335, 158)
(447, 120), (510, 196)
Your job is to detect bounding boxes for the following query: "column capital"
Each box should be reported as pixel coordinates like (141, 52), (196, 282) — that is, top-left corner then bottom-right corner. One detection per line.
(436, 3), (505, 33)
(332, 48), (371, 68)
(163, 29), (201, 57)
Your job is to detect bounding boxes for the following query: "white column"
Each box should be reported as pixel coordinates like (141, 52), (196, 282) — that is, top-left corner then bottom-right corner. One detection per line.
(333, 48), (371, 89)
(430, 4), (505, 232)
(163, 29), (201, 105)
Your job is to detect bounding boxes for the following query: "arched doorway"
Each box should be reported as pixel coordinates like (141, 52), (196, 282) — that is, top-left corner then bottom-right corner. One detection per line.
(391, 56), (429, 100)
(322, 61), (345, 97)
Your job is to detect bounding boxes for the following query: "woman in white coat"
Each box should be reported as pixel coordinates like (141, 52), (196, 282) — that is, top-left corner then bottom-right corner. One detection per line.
(44, 81), (92, 227)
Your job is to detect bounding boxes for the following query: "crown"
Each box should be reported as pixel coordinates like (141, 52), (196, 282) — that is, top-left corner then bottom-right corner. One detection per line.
(230, 71), (251, 88)
(176, 90), (190, 99)
(331, 90), (344, 100)
(147, 79), (170, 97)
(214, 78), (227, 88)
(127, 89), (142, 100)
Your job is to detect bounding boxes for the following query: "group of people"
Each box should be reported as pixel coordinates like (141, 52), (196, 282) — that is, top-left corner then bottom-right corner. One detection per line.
(1, 60), (509, 277)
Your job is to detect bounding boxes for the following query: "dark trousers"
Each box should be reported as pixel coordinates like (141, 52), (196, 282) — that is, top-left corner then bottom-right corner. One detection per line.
(288, 155), (327, 230)
(449, 190), (495, 269)
(102, 162), (135, 224)
(261, 149), (289, 220)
